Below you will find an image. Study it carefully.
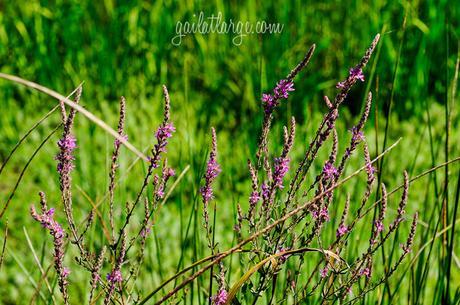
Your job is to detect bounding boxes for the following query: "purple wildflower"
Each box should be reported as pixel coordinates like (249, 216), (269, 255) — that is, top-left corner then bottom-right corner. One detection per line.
(249, 191), (260, 205)
(322, 162), (338, 181)
(200, 128), (221, 203)
(261, 79), (294, 114)
(140, 226), (152, 238)
(320, 266), (329, 278)
(366, 161), (376, 182)
(261, 182), (270, 201)
(336, 67), (365, 89)
(359, 267), (371, 278)
(31, 192), (69, 302)
(156, 187), (165, 198)
(107, 269), (123, 283)
(31, 205), (64, 240)
(350, 67), (365, 82)
(155, 122), (176, 140)
(262, 94), (276, 113)
(273, 157), (290, 189)
(350, 126), (365, 143)
(374, 220), (384, 233)
(274, 79), (295, 99)
(151, 122), (176, 168)
(336, 224), (349, 237)
(56, 134), (77, 174)
(166, 168), (176, 177)
(62, 267), (71, 278)
(114, 134), (128, 148)
(200, 158), (221, 202)
(313, 207), (330, 221)
(211, 289), (228, 305)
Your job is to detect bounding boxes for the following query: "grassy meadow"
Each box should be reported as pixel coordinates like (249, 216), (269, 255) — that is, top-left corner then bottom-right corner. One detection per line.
(0, 1), (459, 304)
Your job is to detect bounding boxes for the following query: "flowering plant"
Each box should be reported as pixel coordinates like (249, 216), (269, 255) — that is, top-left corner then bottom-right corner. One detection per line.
(27, 34), (418, 305)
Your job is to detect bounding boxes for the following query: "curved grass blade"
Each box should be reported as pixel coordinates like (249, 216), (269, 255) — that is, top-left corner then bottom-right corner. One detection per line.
(0, 73), (148, 161)
(0, 124), (61, 219)
(225, 248), (343, 305)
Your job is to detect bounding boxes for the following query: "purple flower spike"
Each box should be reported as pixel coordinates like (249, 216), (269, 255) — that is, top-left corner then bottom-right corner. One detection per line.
(155, 122), (176, 140)
(313, 207), (330, 221)
(200, 128), (221, 203)
(211, 289), (228, 305)
(366, 162), (376, 182)
(273, 157), (290, 189)
(31, 193), (69, 301)
(359, 267), (371, 278)
(200, 158), (221, 202)
(374, 220), (384, 233)
(336, 224), (349, 237)
(320, 266), (329, 278)
(106, 269), (123, 283)
(261, 79), (295, 114)
(274, 79), (295, 99)
(350, 126), (365, 143)
(261, 182), (270, 201)
(55, 134), (77, 175)
(350, 67), (365, 82)
(62, 268), (71, 278)
(249, 191), (260, 205)
(323, 162), (338, 181)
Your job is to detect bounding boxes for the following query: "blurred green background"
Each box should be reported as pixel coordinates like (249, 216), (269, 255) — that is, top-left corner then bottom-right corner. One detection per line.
(0, 0), (459, 304)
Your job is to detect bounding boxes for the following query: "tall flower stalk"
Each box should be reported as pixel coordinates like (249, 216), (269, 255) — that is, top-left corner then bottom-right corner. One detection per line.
(200, 127), (222, 304)
(109, 96), (127, 242)
(31, 192), (70, 305)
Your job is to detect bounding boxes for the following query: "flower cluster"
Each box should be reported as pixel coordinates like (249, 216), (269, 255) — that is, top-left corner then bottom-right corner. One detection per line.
(274, 79), (295, 98)
(350, 126), (365, 143)
(374, 220), (384, 233)
(56, 134), (77, 175)
(31, 206), (63, 237)
(151, 122), (176, 168)
(322, 161), (338, 181)
(201, 159), (221, 202)
(261, 183), (270, 201)
(156, 167), (176, 199)
(106, 269), (123, 283)
(336, 224), (349, 237)
(350, 67), (365, 81)
(336, 67), (365, 89)
(200, 128), (221, 203)
(273, 157), (290, 189)
(261, 79), (295, 114)
(359, 267), (371, 278)
(31, 192), (69, 303)
(211, 289), (228, 305)
(312, 207), (330, 221)
(320, 266), (329, 278)
(249, 191), (261, 205)
(155, 122), (176, 140)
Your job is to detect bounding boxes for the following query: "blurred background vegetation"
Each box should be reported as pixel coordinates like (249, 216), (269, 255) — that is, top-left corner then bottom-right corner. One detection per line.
(0, 0), (459, 304)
